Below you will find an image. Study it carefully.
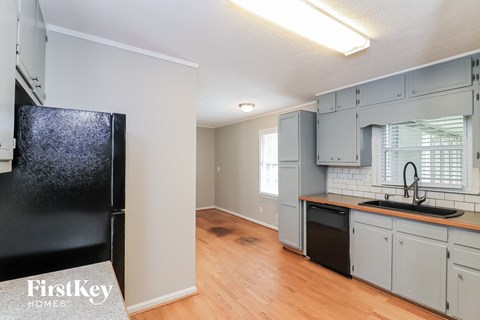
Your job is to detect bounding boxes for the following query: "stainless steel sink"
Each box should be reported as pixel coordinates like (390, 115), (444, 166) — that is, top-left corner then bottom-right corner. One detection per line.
(358, 200), (464, 218)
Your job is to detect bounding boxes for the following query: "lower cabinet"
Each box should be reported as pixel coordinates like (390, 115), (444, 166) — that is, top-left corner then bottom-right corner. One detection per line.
(351, 210), (480, 318)
(353, 222), (392, 290)
(393, 234), (447, 312)
(447, 228), (480, 320)
(278, 164), (301, 250)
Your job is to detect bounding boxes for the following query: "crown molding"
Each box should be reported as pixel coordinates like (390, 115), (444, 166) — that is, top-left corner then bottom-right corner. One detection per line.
(46, 25), (199, 69)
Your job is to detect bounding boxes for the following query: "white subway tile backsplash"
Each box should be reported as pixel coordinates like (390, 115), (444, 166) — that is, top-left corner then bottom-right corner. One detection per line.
(347, 185), (358, 191)
(326, 166), (480, 212)
(445, 193), (464, 202)
(363, 192), (375, 199)
(383, 187), (397, 195)
(375, 193), (385, 200)
(370, 187), (383, 193)
(436, 199), (455, 208)
(455, 202), (475, 211)
(427, 192), (445, 200)
(390, 195), (403, 202)
(358, 185), (370, 192)
(465, 195), (480, 203)
(352, 191), (364, 198)
(329, 188), (342, 194)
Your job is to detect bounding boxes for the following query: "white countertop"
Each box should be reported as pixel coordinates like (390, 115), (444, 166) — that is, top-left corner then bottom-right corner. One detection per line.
(0, 261), (128, 320)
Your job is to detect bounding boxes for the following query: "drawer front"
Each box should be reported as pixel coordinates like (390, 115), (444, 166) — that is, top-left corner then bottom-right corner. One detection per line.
(452, 247), (480, 271)
(397, 219), (448, 242)
(451, 228), (480, 249)
(353, 210), (393, 229)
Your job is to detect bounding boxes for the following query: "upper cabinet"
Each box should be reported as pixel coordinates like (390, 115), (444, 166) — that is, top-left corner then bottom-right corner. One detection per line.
(317, 92), (335, 114)
(278, 112), (300, 162)
(407, 57), (472, 98)
(17, 0), (47, 104)
(357, 75), (405, 107)
(336, 87), (357, 111)
(0, 0), (18, 173)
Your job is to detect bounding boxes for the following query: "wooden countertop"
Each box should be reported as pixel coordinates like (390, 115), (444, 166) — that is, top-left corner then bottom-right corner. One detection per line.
(300, 193), (480, 231)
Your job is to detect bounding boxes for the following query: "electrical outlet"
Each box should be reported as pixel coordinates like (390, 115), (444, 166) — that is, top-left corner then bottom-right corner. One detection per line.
(217, 166), (221, 172)
(259, 206), (263, 213)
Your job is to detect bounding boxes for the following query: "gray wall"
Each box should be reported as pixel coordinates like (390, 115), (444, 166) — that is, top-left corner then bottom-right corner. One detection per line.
(196, 127), (215, 208)
(44, 32), (197, 307)
(215, 114), (280, 227)
(213, 104), (316, 228)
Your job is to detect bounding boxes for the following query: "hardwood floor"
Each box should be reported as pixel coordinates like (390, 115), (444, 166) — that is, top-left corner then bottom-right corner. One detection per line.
(131, 209), (446, 320)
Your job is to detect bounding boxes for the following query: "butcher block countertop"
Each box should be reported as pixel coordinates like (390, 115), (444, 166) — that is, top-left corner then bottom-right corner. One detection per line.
(0, 261), (128, 320)
(300, 193), (480, 231)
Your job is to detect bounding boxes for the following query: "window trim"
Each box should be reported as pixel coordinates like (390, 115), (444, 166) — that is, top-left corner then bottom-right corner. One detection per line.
(258, 127), (278, 198)
(371, 116), (479, 194)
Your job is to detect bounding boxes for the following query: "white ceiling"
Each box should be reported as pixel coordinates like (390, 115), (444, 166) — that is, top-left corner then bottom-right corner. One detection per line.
(39, 0), (480, 127)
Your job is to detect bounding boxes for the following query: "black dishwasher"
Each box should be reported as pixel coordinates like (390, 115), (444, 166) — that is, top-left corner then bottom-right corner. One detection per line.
(306, 202), (351, 278)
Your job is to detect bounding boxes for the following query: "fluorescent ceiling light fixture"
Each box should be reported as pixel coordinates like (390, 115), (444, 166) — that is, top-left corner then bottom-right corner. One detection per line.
(231, 0), (370, 55)
(239, 103), (255, 113)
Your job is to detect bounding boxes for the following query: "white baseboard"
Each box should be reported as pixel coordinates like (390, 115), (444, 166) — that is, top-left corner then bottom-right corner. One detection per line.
(215, 206), (278, 231)
(196, 206), (215, 211)
(127, 286), (197, 314)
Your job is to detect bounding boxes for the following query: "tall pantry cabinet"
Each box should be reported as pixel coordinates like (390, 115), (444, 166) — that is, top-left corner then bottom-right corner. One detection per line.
(278, 110), (326, 252)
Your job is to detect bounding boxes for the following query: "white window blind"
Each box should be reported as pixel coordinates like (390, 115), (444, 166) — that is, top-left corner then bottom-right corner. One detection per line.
(259, 128), (278, 196)
(381, 116), (465, 189)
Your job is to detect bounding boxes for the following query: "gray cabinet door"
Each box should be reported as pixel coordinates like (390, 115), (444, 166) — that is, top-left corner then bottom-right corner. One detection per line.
(278, 164), (301, 249)
(448, 265), (480, 320)
(278, 112), (299, 162)
(357, 75), (405, 107)
(393, 234), (447, 312)
(336, 87), (357, 111)
(32, 3), (46, 103)
(0, 0), (17, 170)
(353, 223), (392, 290)
(317, 92), (335, 114)
(17, 0), (38, 87)
(317, 110), (357, 164)
(407, 57), (472, 98)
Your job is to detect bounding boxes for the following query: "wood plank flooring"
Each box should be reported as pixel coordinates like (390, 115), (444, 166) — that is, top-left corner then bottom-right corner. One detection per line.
(131, 209), (446, 320)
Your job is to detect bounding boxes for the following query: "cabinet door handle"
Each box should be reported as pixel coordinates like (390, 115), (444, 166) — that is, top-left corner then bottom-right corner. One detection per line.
(411, 90), (416, 94)
(384, 236), (389, 241)
(35, 84), (42, 89)
(399, 240), (403, 245)
(458, 273), (463, 279)
(397, 93), (401, 97)
(31, 77), (39, 81)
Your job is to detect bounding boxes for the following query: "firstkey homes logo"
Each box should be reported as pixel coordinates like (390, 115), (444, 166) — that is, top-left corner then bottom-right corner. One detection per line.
(27, 279), (113, 308)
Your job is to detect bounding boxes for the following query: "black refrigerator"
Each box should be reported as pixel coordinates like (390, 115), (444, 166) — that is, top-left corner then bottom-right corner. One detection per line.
(0, 105), (126, 294)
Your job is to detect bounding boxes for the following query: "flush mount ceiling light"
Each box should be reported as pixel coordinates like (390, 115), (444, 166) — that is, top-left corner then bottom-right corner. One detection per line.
(239, 103), (255, 113)
(230, 0), (370, 56)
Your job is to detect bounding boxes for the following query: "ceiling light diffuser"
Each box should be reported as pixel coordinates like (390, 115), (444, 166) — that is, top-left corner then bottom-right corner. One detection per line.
(239, 103), (255, 113)
(231, 0), (370, 55)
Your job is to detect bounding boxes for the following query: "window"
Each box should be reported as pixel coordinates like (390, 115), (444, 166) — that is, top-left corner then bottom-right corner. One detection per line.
(259, 128), (278, 196)
(380, 115), (466, 189)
